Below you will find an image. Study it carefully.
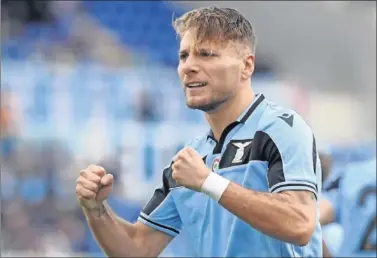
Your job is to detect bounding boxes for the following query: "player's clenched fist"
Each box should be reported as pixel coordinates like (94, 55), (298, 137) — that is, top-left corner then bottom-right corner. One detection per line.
(172, 147), (210, 191)
(75, 164), (114, 210)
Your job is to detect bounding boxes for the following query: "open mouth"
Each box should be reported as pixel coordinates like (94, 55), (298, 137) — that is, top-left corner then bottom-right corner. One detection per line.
(185, 82), (208, 88)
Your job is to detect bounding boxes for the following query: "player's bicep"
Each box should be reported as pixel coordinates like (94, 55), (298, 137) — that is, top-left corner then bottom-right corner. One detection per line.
(253, 115), (319, 198)
(133, 221), (174, 257)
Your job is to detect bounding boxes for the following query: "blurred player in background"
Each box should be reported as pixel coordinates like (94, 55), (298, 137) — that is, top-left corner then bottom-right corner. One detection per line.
(319, 152), (332, 183)
(75, 6), (322, 257)
(320, 158), (376, 257)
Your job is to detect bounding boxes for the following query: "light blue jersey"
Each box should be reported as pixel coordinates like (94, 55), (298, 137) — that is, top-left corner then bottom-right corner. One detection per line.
(138, 94), (322, 257)
(323, 158), (376, 257)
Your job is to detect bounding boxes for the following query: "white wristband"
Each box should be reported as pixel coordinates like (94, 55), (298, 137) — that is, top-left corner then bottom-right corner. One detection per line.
(200, 172), (230, 202)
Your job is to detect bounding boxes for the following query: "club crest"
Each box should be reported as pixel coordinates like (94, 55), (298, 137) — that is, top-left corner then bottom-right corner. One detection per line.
(212, 157), (220, 172)
(232, 141), (252, 163)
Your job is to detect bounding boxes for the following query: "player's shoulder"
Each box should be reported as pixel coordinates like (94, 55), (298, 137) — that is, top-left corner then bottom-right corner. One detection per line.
(257, 98), (312, 136)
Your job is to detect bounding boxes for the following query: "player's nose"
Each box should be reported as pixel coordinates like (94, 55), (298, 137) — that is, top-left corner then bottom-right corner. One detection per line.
(180, 55), (200, 75)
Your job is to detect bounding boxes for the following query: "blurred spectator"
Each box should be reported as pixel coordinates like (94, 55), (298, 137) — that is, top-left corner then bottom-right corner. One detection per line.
(1, 89), (14, 137)
(1, 0), (53, 25)
(133, 89), (160, 122)
(2, 201), (39, 251)
(1, 88), (19, 162)
(1, 99), (10, 136)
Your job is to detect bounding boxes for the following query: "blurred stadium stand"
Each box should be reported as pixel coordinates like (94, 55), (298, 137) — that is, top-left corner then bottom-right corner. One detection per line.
(1, 1), (376, 257)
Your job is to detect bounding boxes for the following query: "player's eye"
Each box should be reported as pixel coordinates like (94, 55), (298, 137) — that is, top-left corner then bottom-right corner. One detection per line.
(179, 52), (188, 60)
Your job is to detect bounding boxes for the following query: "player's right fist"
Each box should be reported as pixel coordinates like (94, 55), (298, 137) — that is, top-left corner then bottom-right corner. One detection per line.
(75, 164), (114, 210)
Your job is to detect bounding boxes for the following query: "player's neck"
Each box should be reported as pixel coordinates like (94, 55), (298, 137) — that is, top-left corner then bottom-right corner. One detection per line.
(205, 85), (254, 141)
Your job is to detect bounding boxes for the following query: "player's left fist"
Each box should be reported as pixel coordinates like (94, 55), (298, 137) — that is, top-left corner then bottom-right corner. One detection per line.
(172, 147), (210, 191)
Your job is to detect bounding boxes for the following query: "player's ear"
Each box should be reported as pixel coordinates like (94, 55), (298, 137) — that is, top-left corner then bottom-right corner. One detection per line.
(241, 54), (255, 80)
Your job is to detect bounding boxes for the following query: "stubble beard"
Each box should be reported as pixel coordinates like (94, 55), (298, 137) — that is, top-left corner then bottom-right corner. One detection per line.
(186, 95), (229, 113)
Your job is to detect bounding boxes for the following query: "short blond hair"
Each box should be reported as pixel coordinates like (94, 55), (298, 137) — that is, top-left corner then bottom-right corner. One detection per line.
(173, 6), (257, 55)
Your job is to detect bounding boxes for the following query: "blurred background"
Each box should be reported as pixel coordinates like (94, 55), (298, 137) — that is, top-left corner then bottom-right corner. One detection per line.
(1, 1), (376, 257)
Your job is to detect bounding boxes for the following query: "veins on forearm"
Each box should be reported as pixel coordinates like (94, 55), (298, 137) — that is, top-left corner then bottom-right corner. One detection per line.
(250, 190), (294, 206)
(259, 189), (316, 206)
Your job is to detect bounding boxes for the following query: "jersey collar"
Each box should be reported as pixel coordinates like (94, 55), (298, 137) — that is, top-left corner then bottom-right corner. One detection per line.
(206, 93), (265, 141)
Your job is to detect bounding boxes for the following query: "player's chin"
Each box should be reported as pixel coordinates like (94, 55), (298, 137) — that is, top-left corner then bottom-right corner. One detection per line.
(186, 98), (221, 112)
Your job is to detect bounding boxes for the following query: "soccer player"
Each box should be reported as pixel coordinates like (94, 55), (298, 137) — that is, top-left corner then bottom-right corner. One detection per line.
(320, 158), (376, 257)
(75, 6), (322, 257)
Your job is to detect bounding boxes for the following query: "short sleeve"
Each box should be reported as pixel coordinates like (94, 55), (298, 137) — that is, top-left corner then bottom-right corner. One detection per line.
(138, 165), (182, 237)
(252, 112), (320, 199)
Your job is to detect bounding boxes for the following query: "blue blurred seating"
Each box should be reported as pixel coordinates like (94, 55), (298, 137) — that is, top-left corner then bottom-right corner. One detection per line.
(80, 1), (184, 66)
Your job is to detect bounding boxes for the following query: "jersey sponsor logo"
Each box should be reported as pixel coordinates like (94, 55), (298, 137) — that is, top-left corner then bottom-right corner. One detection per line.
(232, 141), (252, 163)
(278, 113), (294, 127)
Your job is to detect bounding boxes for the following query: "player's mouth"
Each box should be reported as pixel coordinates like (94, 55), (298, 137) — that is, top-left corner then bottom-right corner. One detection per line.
(185, 82), (208, 88)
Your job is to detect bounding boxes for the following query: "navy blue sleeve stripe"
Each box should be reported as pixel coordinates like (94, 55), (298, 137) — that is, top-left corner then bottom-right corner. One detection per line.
(139, 214), (179, 234)
(270, 182), (318, 194)
(271, 184), (318, 200)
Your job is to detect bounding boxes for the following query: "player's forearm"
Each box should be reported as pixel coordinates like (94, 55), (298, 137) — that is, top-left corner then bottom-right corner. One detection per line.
(83, 203), (144, 257)
(219, 182), (314, 246)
